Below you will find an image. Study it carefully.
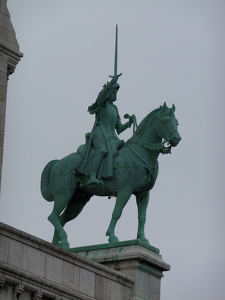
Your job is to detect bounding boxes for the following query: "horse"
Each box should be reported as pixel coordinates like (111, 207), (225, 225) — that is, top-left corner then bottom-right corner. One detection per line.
(41, 103), (181, 249)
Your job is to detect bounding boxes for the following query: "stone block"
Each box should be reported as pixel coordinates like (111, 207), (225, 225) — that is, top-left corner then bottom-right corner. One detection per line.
(0, 131), (3, 147)
(133, 270), (150, 299)
(3, 10), (16, 35)
(0, 56), (7, 73)
(0, 12), (3, 28)
(0, 0), (10, 16)
(0, 18), (20, 53)
(94, 275), (112, 300)
(0, 70), (7, 87)
(0, 234), (9, 263)
(111, 280), (131, 300)
(8, 238), (28, 270)
(149, 276), (161, 300)
(45, 253), (63, 284)
(26, 246), (46, 278)
(0, 100), (6, 116)
(79, 268), (95, 298)
(0, 159), (2, 179)
(0, 115), (5, 131)
(62, 260), (79, 290)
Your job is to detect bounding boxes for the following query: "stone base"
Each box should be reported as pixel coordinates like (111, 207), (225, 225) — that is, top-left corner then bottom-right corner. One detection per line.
(0, 222), (170, 300)
(0, 222), (133, 300)
(71, 240), (170, 300)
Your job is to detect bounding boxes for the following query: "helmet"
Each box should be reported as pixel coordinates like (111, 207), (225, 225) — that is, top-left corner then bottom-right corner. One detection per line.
(112, 82), (120, 90)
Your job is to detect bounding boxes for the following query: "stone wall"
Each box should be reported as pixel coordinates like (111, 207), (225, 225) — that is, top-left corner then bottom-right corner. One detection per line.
(0, 223), (170, 300)
(0, 0), (23, 186)
(0, 222), (133, 300)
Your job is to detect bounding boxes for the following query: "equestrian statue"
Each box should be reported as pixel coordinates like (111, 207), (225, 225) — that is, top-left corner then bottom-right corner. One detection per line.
(40, 26), (181, 249)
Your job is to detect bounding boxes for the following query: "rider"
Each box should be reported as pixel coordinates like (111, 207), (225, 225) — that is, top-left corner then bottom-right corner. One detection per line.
(77, 74), (134, 185)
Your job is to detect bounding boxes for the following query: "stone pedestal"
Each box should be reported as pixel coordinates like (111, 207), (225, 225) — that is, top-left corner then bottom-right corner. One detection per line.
(71, 240), (170, 300)
(0, 222), (170, 300)
(0, 223), (133, 300)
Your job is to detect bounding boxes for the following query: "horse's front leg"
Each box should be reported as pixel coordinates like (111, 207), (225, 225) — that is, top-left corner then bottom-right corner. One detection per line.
(136, 191), (150, 245)
(106, 188), (132, 243)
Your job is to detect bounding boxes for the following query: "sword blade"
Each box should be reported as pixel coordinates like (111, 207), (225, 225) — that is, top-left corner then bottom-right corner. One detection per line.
(114, 24), (118, 76)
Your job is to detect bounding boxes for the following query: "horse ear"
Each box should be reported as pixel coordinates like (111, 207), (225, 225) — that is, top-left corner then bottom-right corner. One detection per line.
(172, 104), (176, 112)
(160, 102), (167, 110)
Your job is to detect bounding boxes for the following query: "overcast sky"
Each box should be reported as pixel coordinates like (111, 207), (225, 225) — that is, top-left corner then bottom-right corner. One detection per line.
(1, 1), (225, 299)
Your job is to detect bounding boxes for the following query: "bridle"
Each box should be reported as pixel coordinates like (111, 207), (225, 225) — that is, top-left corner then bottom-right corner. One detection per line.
(131, 133), (171, 154)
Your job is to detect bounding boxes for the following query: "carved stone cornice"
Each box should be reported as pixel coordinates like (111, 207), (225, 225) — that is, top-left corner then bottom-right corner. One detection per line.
(33, 291), (43, 300)
(0, 275), (5, 289)
(7, 64), (16, 80)
(13, 284), (24, 300)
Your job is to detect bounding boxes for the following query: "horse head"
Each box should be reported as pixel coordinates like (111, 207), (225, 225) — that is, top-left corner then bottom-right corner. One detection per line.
(156, 102), (181, 147)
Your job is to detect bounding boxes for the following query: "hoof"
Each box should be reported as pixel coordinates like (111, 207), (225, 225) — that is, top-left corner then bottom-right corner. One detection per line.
(59, 241), (70, 249)
(141, 239), (150, 245)
(52, 240), (59, 246)
(137, 236), (150, 245)
(108, 236), (119, 243)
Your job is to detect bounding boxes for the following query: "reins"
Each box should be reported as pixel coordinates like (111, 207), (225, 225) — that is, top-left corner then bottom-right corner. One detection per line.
(131, 134), (171, 154)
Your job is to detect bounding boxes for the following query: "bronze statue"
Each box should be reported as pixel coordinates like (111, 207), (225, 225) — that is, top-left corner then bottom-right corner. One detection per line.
(41, 26), (181, 249)
(77, 26), (135, 185)
(76, 74), (135, 185)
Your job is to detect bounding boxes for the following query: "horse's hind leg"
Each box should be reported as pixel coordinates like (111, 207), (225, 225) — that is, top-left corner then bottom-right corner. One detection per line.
(52, 191), (92, 246)
(136, 191), (150, 245)
(52, 228), (60, 246)
(48, 194), (72, 249)
(64, 190), (92, 222)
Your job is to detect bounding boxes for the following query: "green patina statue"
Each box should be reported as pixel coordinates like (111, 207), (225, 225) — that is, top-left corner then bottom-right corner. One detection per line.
(77, 26), (135, 185)
(41, 26), (181, 249)
(76, 73), (135, 186)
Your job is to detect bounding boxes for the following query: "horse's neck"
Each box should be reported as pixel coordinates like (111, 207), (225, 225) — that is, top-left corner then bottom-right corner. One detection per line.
(128, 123), (162, 162)
(145, 124), (161, 144)
(134, 120), (162, 145)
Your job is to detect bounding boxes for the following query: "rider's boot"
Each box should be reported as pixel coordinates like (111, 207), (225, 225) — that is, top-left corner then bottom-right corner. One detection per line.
(86, 153), (105, 185)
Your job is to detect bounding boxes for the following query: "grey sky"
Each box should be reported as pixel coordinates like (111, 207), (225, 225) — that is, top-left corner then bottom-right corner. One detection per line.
(1, 1), (225, 299)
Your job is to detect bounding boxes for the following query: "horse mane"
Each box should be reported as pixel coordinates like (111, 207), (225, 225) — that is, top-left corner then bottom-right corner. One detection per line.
(130, 104), (174, 140)
(133, 107), (161, 138)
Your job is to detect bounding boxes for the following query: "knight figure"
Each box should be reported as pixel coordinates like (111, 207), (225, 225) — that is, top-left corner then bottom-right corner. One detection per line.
(76, 74), (135, 185)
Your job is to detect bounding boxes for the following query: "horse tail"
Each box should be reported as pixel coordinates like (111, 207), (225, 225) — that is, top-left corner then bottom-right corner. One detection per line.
(41, 160), (58, 202)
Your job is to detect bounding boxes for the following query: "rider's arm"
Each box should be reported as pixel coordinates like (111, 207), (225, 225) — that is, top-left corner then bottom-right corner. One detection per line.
(116, 115), (133, 134)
